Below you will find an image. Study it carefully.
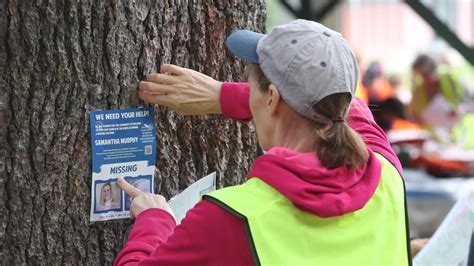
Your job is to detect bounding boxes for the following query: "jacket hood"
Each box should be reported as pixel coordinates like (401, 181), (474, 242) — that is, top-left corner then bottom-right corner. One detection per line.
(246, 147), (381, 218)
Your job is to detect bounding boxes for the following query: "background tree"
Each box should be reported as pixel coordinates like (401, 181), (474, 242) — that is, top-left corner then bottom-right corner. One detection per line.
(0, 0), (265, 264)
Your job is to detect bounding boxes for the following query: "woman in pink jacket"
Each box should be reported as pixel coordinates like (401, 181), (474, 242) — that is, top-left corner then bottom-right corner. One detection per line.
(115, 20), (411, 265)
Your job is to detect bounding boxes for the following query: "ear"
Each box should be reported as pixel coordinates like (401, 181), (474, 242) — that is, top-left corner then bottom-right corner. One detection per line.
(267, 84), (281, 116)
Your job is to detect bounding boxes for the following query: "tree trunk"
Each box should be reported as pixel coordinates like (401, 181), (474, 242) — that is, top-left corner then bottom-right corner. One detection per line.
(0, 0), (265, 264)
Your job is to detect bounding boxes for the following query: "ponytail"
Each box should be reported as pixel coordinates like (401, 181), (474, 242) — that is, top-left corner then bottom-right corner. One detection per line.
(313, 94), (368, 169)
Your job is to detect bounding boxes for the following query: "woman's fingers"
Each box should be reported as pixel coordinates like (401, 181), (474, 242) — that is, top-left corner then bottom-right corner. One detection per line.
(139, 64), (222, 115)
(139, 81), (176, 95)
(117, 177), (142, 199)
(146, 73), (179, 84)
(138, 90), (174, 106)
(160, 64), (186, 75)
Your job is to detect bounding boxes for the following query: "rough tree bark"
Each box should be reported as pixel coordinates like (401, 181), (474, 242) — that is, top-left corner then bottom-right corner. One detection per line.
(0, 0), (265, 264)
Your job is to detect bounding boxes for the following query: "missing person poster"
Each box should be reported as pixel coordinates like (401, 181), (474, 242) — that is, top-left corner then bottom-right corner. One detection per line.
(90, 107), (156, 221)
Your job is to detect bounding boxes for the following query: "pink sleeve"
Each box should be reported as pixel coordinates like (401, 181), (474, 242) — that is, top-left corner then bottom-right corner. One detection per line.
(114, 201), (253, 266)
(348, 98), (403, 174)
(114, 209), (176, 266)
(220, 82), (253, 122)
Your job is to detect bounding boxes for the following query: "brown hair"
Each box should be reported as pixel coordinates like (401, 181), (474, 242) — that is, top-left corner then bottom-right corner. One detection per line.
(312, 94), (368, 169)
(249, 64), (368, 169)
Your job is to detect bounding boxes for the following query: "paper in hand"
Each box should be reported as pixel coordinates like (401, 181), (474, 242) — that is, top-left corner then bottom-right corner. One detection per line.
(168, 172), (217, 224)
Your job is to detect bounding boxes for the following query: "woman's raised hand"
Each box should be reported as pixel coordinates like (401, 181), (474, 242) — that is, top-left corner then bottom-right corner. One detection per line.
(117, 177), (175, 220)
(138, 64), (223, 115)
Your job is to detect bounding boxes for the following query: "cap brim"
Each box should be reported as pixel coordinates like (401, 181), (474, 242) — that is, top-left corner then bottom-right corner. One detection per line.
(225, 30), (264, 64)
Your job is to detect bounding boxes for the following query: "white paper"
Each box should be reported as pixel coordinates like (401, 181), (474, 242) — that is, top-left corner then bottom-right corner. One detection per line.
(414, 190), (474, 266)
(168, 172), (217, 224)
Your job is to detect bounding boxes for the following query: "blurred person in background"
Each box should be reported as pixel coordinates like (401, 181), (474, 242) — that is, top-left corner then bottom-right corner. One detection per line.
(362, 61), (394, 105)
(451, 113), (474, 150)
(374, 97), (420, 132)
(410, 54), (465, 130)
(389, 74), (413, 106)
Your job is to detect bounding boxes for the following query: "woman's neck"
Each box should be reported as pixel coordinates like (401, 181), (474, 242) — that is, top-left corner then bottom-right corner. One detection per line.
(271, 112), (318, 153)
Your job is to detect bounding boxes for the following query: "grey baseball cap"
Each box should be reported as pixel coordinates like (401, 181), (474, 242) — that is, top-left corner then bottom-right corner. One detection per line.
(225, 19), (359, 121)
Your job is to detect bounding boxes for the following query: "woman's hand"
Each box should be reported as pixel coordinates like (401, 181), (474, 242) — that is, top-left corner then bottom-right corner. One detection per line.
(410, 238), (430, 258)
(138, 64), (223, 115)
(117, 177), (175, 220)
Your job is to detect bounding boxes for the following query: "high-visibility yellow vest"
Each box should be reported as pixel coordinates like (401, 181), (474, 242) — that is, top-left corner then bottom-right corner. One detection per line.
(203, 153), (411, 266)
(452, 113), (474, 150)
(411, 72), (464, 117)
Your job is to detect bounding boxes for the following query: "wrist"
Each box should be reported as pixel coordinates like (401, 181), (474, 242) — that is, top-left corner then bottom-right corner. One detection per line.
(211, 81), (223, 114)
